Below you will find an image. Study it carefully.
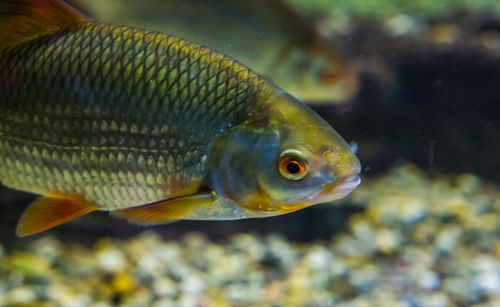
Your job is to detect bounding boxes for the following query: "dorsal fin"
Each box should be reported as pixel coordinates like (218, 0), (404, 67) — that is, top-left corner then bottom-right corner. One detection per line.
(0, 0), (87, 48)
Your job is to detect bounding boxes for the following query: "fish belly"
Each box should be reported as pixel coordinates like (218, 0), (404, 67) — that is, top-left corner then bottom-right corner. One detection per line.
(0, 136), (183, 210)
(0, 22), (262, 210)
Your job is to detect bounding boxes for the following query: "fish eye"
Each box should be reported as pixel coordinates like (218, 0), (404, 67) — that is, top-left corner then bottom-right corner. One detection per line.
(278, 150), (308, 181)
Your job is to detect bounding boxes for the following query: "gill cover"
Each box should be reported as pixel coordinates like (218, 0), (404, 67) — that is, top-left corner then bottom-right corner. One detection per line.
(208, 126), (284, 213)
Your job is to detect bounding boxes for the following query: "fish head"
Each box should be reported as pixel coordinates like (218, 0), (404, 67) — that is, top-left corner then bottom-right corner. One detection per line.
(269, 45), (359, 103)
(208, 90), (361, 217)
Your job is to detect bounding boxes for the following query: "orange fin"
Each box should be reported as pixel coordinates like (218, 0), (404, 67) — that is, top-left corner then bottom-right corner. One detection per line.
(16, 194), (97, 237)
(0, 0), (88, 47)
(111, 193), (216, 226)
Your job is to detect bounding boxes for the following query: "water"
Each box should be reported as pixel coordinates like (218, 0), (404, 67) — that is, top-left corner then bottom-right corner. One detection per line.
(1, 0), (500, 306)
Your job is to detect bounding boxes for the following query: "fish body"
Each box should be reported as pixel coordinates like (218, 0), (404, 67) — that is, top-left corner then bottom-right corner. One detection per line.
(0, 21), (262, 211)
(67, 0), (359, 103)
(0, 0), (360, 236)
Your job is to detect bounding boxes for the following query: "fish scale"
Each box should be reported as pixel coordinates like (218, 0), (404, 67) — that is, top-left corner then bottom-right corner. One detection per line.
(0, 21), (266, 210)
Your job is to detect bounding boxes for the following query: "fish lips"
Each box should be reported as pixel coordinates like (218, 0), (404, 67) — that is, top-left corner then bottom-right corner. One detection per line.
(311, 175), (361, 204)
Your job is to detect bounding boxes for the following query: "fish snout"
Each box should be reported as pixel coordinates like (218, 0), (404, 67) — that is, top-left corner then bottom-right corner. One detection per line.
(320, 145), (361, 199)
(322, 147), (361, 176)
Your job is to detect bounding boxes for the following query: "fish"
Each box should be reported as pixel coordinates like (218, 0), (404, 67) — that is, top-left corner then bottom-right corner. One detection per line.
(66, 0), (359, 104)
(0, 0), (361, 237)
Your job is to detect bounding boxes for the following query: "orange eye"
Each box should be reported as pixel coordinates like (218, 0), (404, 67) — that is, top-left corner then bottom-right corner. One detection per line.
(279, 151), (308, 181)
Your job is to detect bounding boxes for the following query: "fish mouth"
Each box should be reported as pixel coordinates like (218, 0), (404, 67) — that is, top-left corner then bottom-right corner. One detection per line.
(312, 175), (361, 204)
(335, 175), (361, 194)
(247, 175), (361, 216)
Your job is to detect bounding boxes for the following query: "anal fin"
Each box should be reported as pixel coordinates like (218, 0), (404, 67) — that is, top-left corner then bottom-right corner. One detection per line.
(16, 193), (97, 237)
(111, 193), (215, 226)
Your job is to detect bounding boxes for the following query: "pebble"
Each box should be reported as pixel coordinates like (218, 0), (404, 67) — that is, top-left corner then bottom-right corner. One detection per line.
(152, 277), (178, 298)
(3, 286), (37, 305)
(303, 246), (332, 271)
(93, 240), (127, 273)
(417, 270), (440, 290)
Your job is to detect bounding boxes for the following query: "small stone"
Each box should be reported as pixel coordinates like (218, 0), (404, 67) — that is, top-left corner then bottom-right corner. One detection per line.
(443, 277), (469, 299)
(183, 232), (208, 252)
(29, 236), (63, 262)
(493, 241), (500, 258)
(455, 174), (482, 195)
(47, 283), (91, 307)
(349, 264), (378, 291)
(336, 298), (372, 307)
(307, 289), (335, 306)
(120, 286), (151, 306)
(151, 298), (176, 307)
(7, 252), (52, 279)
(330, 257), (348, 277)
(111, 271), (136, 294)
(418, 270), (440, 290)
(475, 271), (500, 294)
(93, 241), (127, 273)
(435, 226), (462, 253)
(153, 277), (178, 298)
(266, 234), (298, 269)
(181, 273), (205, 294)
(178, 294), (201, 307)
(4, 286), (37, 305)
(231, 233), (265, 260)
(303, 246), (332, 271)
(286, 266), (310, 306)
(263, 280), (284, 302)
(224, 282), (256, 302)
(419, 292), (449, 307)
(374, 228), (400, 254)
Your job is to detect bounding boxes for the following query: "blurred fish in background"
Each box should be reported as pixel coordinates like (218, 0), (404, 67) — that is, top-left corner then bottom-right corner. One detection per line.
(67, 0), (359, 104)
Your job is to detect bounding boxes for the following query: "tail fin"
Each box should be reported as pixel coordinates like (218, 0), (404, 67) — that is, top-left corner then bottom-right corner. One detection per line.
(0, 0), (87, 48)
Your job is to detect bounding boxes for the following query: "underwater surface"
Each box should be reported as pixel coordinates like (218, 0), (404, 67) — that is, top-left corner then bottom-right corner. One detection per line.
(1, 0), (500, 306)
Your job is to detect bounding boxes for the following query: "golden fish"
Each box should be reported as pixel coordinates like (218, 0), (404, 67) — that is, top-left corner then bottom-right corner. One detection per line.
(67, 0), (359, 104)
(0, 0), (361, 237)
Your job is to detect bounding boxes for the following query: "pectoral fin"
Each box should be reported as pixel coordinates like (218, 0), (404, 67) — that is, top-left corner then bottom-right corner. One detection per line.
(16, 194), (97, 237)
(111, 193), (216, 225)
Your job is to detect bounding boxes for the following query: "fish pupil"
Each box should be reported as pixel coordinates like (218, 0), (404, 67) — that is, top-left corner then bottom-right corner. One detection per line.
(287, 161), (301, 174)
